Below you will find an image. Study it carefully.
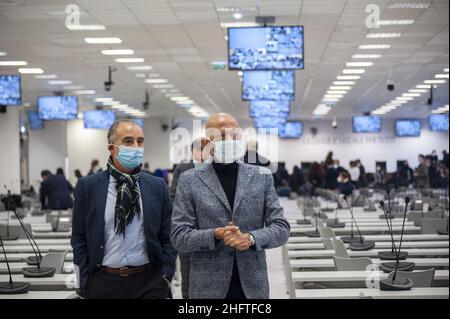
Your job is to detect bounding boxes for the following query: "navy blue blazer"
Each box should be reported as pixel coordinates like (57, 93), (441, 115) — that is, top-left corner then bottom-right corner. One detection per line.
(40, 174), (74, 210)
(71, 170), (177, 290)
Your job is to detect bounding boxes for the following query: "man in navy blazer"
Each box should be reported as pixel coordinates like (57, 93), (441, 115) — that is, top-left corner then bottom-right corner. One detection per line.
(71, 119), (177, 299)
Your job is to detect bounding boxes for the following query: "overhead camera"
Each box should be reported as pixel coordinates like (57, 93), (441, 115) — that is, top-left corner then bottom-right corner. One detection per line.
(104, 66), (117, 92)
(143, 90), (150, 110)
(387, 80), (395, 91)
(332, 118), (338, 129)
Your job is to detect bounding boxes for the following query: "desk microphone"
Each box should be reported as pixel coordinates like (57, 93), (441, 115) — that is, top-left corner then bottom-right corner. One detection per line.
(1, 186), (19, 241)
(327, 198), (346, 228)
(380, 197), (415, 291)
(342, 195), (375, 251)
(299, 196), (321, 237)
(296, 198), (312, 225)
(0, 234), (30, 294)
(378, 201), (408, 261)
(340, 195), (361, 244)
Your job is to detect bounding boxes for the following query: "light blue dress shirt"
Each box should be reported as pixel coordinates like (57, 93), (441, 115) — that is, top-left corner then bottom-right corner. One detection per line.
(102, 177), (149, 268)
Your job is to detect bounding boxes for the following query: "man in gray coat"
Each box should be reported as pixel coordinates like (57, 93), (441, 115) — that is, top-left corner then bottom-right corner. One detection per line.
(171, 113), (290, 299)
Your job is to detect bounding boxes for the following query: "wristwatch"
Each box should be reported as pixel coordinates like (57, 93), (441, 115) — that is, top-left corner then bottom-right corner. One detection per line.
(248, 234), (255, 247)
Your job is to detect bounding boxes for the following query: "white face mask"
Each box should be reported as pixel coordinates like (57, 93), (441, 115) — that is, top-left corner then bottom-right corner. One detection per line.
(213, 140), (243, 164)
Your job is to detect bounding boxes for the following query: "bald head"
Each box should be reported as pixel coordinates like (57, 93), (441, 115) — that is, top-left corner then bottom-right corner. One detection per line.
(205, 113), (241, 142)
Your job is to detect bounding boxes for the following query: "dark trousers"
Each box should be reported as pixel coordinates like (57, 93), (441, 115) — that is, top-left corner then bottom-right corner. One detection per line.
(225, 258), (246, 299)
(85, 267), (170, 299)
(179, 252), (191, 299)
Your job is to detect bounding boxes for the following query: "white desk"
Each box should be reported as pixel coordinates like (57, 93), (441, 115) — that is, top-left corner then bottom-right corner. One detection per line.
(2, 245), (72, 253)
(286, 241), (449, 250)
(0, 291), (77, 299)
(2, 239), (70, 246)
(287, 234), (449, 243)
(295, 287), (449, 299)
(0, 262), (74, 274)
(287, 248), (449, 259)
(291, 225), (421, 235)
(33, 232), (71, 239)
(289, 258), (450, 270)
(0, 274), (74, 290)
(1, 253), (74, 263)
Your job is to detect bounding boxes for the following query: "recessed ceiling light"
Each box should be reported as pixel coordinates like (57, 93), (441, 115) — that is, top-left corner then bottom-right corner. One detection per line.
(352, 54), (382, 59)
(135, 73), (146, 78)
(358, 44), (391, 50)
(67, 24), (105, 31)
(0, 51), (6, 56)
(322, 98), (340, 102)
(346, 62), (373, 67)
(424, 79), (446, 84)
(34, 74), (57, 79)
(336, 75), (361, 80)
(153, 84), (174, 89)
(232, 12), (243, 20)
(377, 20), (414, 25)
(444, 68), (449, 73)
(342, 69), (365, 74)
(220, 22), (259, 28)
(409, 89), (428, 93)
(18, 68), (44, 74)
(126, 65), (152, 71)
(333, 81), (355, 85)
(402, 93), (421, 97)
(48, 80), (72, 85)
(95, 98), (114, 102)
(175, 100), (194, 105)
(115, 58), (145, 63)
(416, 84), (434, 89)
(84, 37), (122, 44)
(435, 74), (449, 79)
(324, 94), (344, 99)
(101, 49), (134, 55)
(329, 86), (352, 90)
(0, 61), (28, 66)
(366, 33), (402, 38)
(145, 79), (168, 84)
(327, 90), (347, 95)
(74, 90), (96, 95)
(396, 96), (414, 101)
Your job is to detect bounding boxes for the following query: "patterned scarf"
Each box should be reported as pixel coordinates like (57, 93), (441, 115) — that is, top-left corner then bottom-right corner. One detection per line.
(107, 156), (142, 236)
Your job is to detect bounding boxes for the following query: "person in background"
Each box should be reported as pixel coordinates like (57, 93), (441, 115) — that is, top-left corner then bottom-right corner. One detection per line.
(71, 119), (177, 299)
(431, 165), (449, 189)
(348, 161), (360, 187)
(308, 162), (325, 191)
(356, 159), (367, 188)
(87, 159), (102, 176)
(426, 156), (439, 186)
(324, 151), (334, 167)
(414, 154), (429, 189)
(74, 169), (83, 180)
(40, 169), (74, 210)
(373, 165), (386, 188)
(169, 137), (213, 299)
(289, 165), (305, 194)
(143, 162), (153, 175)
(441, 150), (449, 169)
(242, 139), (271, 168)
(430, 150), (439, 163)
(337, 171), (354, 196)
(171, 113), (290, 299)
(398, 160), (414, 187)
(274, 162), (289, 189)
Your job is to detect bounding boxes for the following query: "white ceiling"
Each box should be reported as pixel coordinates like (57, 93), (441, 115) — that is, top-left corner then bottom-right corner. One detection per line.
(0, 0), (448, 121)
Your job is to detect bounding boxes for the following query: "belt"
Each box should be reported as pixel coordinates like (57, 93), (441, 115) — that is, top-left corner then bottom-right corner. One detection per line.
(101, 264), (153, 277)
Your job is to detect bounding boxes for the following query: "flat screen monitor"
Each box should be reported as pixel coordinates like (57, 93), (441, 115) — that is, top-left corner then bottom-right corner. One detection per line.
(242, 70), (295, 101)
(279, 122), (302, 139)
(228, 26), (304, 70)
(27, 111), (44, 130)
(0, 75), (21, 106)
(253, 116), (287, 129)
(38, 96), (78, 120)
(429, 114), (449, 132)
(83, 110), (116, 129)
(249, 100), (290, 118)
(352, 116), (381, 133)
(396, 119), (421, 137)
(134, 119), (144, 128)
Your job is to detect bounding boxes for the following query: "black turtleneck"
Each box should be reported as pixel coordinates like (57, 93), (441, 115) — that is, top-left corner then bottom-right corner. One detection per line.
(212, 161), (238, 210)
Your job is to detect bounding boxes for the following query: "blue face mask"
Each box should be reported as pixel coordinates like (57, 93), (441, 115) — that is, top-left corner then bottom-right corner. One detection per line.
(114, 145), (144, 169)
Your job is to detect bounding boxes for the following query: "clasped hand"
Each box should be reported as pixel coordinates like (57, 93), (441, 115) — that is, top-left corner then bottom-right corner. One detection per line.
(214, 222), (251, 251)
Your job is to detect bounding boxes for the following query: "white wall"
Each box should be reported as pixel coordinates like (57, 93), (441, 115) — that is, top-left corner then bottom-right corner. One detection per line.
(66, 120), (109, 185)
(0, 108), (21, 193)
(143, 118), (171, 170)
(28, 121), (67, 190)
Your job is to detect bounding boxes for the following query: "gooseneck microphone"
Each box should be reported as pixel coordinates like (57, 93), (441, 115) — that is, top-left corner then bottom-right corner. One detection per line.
(327, 202), (346, 229)
(340, 195), (360, 244)
(296, 198), (311, 225)
(342, 195), (375, 251)
(299, 196), (321, 237)
(0, 235), (31, 294)
(380, 197), (415, 291)
(1, 187), (19, 241)
(378, 201), (408, 261)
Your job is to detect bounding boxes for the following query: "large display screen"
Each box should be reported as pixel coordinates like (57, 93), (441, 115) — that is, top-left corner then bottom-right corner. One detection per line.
(396, 120), (421, 137)
(429, 114), (448, 132)
(352, 116), (381, 133)
(228, 26), (304, 70)
(83, 110), (116, 129)
(38, 96), (78, 120)
(253, 116), (287, 129)
(28, 111), (44, 130)
(242, 70), (295, 101)
(279, 122), (302, 139)
(0, 75), (21, 106)
(249, 100), (290, 118)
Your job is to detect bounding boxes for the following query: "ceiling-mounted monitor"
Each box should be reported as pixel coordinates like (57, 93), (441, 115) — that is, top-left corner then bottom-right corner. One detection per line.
(249, 100), (290, 118)
(429, 114), (448, 132)
(38, 96), (78, 120)
(228, 26), (304, 70)
(396, 119), (421, 137)
(0, 74), (21, 106)
(253, 116), (287, 129)
(83, 110), (116, 129)
(352, 116), (381, 133)
(242, 70), (295, 101)
(279, 122), (302, 139)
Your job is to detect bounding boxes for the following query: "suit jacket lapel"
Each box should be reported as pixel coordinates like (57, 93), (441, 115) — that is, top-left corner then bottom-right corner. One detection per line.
(96, 171), (109, 243)
(198, 164), (232, 213)
(233, 162), (255, 214)
(139, 175), (154, 228)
